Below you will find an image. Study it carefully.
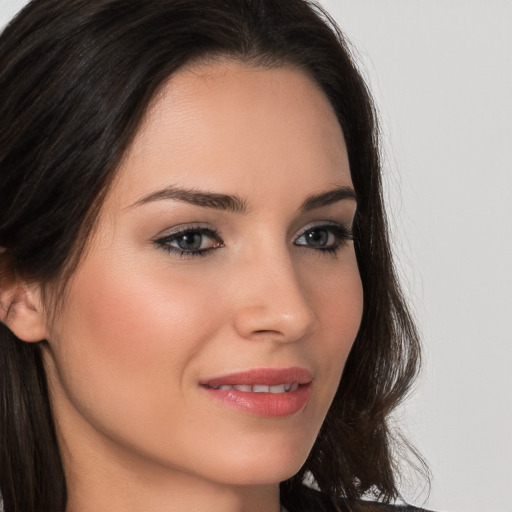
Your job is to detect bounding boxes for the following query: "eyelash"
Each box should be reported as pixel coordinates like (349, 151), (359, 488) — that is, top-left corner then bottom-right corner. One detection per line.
(295, 223), (354, 256)
(153, 223), (354, 258)
(154, 226), (223, 257)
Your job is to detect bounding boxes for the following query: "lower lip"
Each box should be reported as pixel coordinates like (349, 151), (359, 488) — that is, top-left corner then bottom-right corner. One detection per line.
(202, 384), (312, 417)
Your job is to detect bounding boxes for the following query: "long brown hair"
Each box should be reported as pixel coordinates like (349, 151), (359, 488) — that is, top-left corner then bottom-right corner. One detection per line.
(0, 1), (424, 511)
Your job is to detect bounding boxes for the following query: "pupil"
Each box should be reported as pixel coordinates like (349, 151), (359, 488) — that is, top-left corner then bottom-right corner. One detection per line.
(307, 229), (328, 246)
(178, 233), (202, 250)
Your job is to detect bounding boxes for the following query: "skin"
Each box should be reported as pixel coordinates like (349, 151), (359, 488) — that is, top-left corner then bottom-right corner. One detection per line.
(6, 61), (363, 512)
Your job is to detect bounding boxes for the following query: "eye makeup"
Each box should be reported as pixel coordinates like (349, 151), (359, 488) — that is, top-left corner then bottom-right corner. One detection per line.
(153, 220), (353, 259)
(154, 226), (223, 257)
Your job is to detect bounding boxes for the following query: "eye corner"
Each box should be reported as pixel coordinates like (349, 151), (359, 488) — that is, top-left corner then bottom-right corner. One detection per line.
(153, 225), (224, 258)
(293, 222), (354, 255)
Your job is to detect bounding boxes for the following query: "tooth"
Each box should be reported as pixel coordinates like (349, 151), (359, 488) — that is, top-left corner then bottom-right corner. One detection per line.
(233, 385), (252, 392)
(212, 383), (298, 393)
(252, 384), (270, 393)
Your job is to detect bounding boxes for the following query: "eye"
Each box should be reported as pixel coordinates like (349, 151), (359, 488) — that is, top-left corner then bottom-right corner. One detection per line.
(294, 223), (353, 254)
(154, 227), (223, 257)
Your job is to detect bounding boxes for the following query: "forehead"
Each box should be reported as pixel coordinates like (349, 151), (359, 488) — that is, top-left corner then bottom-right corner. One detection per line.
(112, 60), (351, 208)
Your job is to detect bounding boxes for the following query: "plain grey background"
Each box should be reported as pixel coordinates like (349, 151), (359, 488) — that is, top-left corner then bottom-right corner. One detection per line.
(1, 1), (511, 511)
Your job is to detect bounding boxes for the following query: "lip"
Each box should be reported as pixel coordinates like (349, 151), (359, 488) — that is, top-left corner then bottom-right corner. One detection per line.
(200, 367), (313, 417)
(200, 367), (313, 387)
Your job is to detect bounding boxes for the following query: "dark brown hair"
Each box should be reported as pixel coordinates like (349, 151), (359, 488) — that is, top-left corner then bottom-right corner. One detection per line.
(0, 1), (424, 511)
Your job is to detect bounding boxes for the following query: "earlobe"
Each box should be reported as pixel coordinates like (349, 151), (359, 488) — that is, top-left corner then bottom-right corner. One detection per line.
(0, 279), (49, 343)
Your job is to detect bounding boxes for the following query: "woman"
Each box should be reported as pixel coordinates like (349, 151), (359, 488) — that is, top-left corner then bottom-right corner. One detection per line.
(0, 1), (427, 511)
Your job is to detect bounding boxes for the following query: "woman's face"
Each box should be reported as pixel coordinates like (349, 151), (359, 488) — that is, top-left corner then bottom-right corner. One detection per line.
(42, 61), (363, 489)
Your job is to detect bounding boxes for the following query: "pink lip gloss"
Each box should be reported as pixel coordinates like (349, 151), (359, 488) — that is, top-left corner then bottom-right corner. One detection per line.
(200, 367), (313, 417)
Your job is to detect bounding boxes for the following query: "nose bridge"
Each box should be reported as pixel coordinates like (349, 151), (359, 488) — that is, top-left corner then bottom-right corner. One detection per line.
(232, 241), (318, 342)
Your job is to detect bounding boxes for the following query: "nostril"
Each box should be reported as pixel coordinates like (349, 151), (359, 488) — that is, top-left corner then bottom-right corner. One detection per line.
(233, 304), (317, 343)
(230, 259), (318, 341)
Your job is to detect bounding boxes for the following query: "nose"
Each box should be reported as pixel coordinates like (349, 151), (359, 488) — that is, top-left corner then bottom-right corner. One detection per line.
(231, 249), (318, 343)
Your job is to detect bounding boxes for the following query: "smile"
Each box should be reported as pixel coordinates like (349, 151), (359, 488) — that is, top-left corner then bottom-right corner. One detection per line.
(205, 383), (300, 393)
(200, 368), (313, 417)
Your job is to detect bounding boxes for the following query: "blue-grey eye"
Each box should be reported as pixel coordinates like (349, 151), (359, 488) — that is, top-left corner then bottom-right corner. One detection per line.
(294, 223), (353, 254)
(155, 227), (223, 256)
(304, 228), (331, 246)
(296, 227), (336, 247)
(174, 232), (204, 251)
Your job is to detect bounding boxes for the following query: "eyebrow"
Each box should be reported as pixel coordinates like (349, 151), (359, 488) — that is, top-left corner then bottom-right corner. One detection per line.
(129, 184), (356, 213)
(300, 186), (357, 212)
(130, 185), (249, 213)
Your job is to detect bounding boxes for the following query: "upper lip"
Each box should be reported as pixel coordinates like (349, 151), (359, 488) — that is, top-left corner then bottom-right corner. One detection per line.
(200, 367), (313, 387)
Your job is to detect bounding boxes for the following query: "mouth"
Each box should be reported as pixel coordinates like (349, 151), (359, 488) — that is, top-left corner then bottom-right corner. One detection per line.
(204, 382), (300, 393)
(200, 367), (313, 417)
(200, 366), (313, 387)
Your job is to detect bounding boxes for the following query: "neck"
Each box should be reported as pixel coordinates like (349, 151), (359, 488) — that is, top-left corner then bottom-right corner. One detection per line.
(65, 462), (282, 512)
(60, 429), (281, 512)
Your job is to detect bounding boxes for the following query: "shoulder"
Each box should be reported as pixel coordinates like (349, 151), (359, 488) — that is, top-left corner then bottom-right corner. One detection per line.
(346, 501), (434, 512)
(282, 486), (435, 512)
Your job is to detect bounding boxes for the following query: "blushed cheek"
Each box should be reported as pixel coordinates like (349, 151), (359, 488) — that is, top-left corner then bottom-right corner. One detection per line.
(320, 259), (363, 378)
(341, 276), (364, 340)
(319, 256), (363, 335)
(60, 256), (228, 381)
(44, 265), (196, 432)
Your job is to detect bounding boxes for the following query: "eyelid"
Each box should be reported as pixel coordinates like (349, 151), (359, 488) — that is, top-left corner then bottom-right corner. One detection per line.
(153, 224), (224, 257)
(153, 221), (215, 238)
(293, 221), (354, 252)
(152, 220), (354, 259)
(294, 220), (353, 239)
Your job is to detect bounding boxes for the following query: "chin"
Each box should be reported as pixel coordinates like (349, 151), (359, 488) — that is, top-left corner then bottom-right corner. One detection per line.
(208, 460), (304, 487)
(191, 433), (314, 487)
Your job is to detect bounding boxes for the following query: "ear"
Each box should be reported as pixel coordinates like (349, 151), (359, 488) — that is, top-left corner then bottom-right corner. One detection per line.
(0, 271), (49, 343)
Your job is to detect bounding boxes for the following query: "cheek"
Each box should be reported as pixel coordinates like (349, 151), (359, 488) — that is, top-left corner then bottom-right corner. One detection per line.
(64, 256), (223, 367)
(299, 251), (363, 414)
(44, 252), (241, 469)
(308, 251), (363, 346)
(46, 253), (229, 425)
